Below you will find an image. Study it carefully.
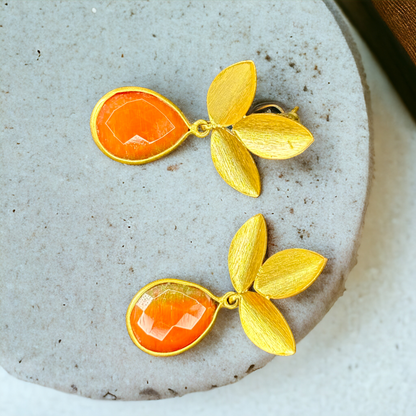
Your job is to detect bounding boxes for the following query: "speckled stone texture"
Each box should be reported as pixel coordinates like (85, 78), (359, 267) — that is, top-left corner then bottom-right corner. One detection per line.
(0, 0), (371, 401)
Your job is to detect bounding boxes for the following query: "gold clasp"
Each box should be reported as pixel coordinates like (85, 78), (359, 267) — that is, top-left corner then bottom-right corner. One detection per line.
(220, 291), (240, 309)
(282, 106), (300, 122)
(190, 119), (215, 138)
(250, 101), (301, 123)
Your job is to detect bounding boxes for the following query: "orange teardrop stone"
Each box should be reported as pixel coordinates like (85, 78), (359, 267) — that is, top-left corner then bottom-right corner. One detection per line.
(95, 91), (189, 161)
(129, 282), (218, 353)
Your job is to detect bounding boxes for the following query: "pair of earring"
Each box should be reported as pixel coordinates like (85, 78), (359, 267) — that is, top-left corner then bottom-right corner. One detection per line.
(90, 61), (326, 357)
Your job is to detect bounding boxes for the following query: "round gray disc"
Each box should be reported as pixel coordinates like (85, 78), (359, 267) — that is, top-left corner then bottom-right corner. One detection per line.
(0, 0), (371, 400)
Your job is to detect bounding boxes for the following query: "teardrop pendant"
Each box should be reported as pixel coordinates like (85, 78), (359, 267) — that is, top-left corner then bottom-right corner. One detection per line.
(126, 214), (327, 357)
(91, 88), (191, 164)
(126, 279), (222, 356)
(91, 61), (316, 197)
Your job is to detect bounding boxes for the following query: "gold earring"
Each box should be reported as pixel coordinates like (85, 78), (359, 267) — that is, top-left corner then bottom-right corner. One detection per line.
(91, 61), (314, 198)
(126, 214), (327, 357)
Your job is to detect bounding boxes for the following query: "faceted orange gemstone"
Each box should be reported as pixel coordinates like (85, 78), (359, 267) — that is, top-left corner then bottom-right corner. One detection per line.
(129, 282), (218, 353)
(95, 91), (189, 161)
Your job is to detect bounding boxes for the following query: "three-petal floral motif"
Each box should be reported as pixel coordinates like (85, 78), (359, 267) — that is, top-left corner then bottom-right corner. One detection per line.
(207, 61), (314, 197)
(229, 214), (327, 355)
(127, 213), (328, 357)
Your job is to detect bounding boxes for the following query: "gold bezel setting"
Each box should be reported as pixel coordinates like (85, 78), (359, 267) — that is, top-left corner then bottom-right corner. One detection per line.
(126, 278), (229, 357)
(90, 87), (192, 165)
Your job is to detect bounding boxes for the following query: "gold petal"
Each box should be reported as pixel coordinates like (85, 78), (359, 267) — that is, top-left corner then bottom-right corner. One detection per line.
(233, 113), (314, 159)
(207, 61), (256, 126)
(254, 249), (327, 299)
(211, 128), (261, 198)
(239, 291), (295, 356)
(228, 214), (267, 293)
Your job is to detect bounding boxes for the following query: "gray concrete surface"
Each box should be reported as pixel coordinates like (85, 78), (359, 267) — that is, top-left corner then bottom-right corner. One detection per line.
(0, 0), (372, 401)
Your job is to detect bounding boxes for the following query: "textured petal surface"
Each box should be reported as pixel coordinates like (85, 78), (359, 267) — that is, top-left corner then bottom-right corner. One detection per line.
(254, 249), (327, 299)
(228, 214), (267, 293)
(239, 291), (295, 356)
(207, 61), (256, 126)
(211, 128), (261, 197)
(233, 113), (314, 159)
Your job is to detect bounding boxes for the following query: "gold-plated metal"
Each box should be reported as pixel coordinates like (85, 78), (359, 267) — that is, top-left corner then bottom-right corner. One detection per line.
(211, 128), (261, 198)
(207, 61), (257, 127)
(205, 61), (313, 197)
(250, 101), (285, 115)
(221, 291), (241, 310)
(283, 106), (301, 122)
(90, 87), (193, 165)
(254, 249), (327, 299)
(233, 113), (314, 160)
(91, 61), (314, 197)
(189, 119), (212, 138)
(228, 213), (267, 292)
(239, 291), (295, 355)
(126, 214), (327, 357)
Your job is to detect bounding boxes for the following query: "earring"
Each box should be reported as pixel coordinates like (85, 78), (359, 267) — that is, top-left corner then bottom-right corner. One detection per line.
(126, 214), (327, 357)
(91, 61), (314, 198)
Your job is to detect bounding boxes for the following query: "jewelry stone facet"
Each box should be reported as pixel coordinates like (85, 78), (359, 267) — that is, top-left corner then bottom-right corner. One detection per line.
(95, 91), (189, 161)
(129, 282), (218, 354)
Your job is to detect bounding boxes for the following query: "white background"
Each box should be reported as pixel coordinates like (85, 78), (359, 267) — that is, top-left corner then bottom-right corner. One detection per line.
(1, 21), (415, 416)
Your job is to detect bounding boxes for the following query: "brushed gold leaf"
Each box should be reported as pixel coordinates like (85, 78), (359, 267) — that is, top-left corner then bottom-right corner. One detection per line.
(211, 128), (261, 198)
(207, 61), (256, 126)
(233, 113), (314, 159)
(253, 249), (327, 299)
(228, 214), (267, 293)
(239, 291), (295, 356)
